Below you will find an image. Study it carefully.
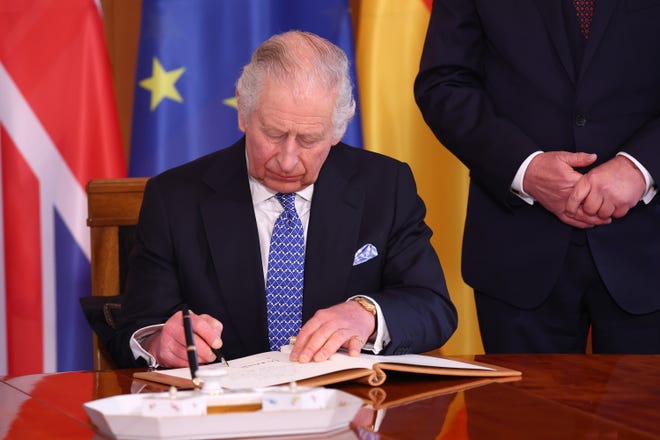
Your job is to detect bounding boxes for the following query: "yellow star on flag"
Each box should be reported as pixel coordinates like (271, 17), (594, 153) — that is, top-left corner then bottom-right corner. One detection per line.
(139, 57), (186, 110)
(222, 97), (238, 109)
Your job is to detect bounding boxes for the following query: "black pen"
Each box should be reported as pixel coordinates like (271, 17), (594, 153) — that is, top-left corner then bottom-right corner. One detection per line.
(182, 305), (201, 389)
(212, 347), (230, 367)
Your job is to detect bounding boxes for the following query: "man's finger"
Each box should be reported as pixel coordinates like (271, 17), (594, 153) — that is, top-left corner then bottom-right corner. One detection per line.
(346, 335), (364, 357)
(566, 178), (590, 215)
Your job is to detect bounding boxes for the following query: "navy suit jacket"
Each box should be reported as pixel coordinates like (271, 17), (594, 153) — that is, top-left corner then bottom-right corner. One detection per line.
(109, 140), (457, 367)
(415, 0), (660, 313)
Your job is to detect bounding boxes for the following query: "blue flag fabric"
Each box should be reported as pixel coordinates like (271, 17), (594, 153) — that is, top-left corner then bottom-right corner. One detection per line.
(130, 0), (362, 177)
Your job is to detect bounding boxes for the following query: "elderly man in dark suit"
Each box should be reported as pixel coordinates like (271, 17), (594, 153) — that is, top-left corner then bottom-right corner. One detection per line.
(415, 0), (660, 353)
(108, 30), (457, 368)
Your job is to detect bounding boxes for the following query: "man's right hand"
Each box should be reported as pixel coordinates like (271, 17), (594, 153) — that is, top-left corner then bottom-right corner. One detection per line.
(523, 151), (611, 228)
(143, 310), (224, 368)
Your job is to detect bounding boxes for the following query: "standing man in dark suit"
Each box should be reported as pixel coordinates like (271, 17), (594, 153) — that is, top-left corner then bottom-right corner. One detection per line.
(415, 0), (660, 353)
(108, 30), (457, 368)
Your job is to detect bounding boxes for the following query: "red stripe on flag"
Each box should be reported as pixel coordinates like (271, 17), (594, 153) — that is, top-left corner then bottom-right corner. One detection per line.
(0, 0), (125, 184)
(1, 130), (43, 375)
(422, 0), (433, 12)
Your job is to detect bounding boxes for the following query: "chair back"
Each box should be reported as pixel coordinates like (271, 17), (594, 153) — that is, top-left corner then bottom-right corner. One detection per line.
(86, 177), (148, 369)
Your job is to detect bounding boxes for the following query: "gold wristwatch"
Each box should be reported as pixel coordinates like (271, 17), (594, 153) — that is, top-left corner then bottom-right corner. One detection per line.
(352, 297), (377, 316)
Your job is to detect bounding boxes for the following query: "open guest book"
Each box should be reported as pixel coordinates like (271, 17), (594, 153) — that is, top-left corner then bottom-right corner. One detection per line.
(133, 351), (521, 390)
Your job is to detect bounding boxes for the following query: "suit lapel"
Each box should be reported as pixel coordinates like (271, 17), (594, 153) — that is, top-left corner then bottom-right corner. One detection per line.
(579, 0), (619, 79)
(303, 146), (363, 319)
(534, 0), (577, 84)
(200, 141), (268, 350)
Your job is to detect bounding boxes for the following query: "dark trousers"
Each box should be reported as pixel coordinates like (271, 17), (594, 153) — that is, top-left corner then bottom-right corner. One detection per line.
(475, 232), (660, 354)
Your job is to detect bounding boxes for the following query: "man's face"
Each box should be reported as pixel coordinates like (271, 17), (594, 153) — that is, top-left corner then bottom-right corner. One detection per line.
(239, 80), (340, 194)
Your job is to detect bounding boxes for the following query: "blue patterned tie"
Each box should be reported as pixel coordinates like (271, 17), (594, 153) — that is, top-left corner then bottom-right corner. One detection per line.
(265, 193), (305, 351)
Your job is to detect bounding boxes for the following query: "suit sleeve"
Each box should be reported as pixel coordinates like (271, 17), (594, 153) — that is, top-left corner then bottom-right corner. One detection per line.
(622, 118), (660, 200)
(370, 162), (458, 355)
(414, 0), (538, 206)
(107, 178), (183, 368)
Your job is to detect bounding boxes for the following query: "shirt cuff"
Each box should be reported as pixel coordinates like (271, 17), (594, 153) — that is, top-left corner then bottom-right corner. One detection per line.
(129, 324), (164, 368)
(511, 151), (544, 205)
(617, 152), (657, 204)
(347, 295), (391, 354)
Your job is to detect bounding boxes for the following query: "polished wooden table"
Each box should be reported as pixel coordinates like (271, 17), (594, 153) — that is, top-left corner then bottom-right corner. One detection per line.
(1, 354), (659, 439)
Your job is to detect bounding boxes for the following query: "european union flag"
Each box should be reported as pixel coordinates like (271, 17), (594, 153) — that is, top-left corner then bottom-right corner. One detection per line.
(130, 0), (362, 177)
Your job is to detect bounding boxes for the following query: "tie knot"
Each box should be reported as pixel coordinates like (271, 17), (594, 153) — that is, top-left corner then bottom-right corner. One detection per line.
(275, 193), (296, 213)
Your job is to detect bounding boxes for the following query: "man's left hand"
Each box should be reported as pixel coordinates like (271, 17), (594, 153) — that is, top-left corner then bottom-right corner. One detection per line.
(565, 155), (646, 220)
(289, 301), (376, 363)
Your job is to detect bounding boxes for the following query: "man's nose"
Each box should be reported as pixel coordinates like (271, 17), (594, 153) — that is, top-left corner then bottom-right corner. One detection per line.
(277, 138), (299, 172)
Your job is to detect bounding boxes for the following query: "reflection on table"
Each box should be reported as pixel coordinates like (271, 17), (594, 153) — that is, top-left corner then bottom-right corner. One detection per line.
(1, 354), (659, 439)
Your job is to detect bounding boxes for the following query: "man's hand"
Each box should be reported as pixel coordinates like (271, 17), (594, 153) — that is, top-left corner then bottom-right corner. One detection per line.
(566, 155), (646, 220)
(289, 301), (376, 363)
(523, 151), (611, 228)
(143, 310), (224, 368)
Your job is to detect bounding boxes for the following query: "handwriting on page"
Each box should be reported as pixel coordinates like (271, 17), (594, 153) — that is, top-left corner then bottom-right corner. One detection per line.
(214, 355), (300, 388)
(190, 351), (364, 390)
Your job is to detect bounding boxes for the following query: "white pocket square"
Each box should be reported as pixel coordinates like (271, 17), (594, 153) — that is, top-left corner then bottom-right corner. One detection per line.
(353, 243), (378, 266)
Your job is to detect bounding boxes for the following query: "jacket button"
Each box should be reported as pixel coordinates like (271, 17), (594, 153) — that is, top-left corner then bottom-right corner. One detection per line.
(575, 114), (587, 126)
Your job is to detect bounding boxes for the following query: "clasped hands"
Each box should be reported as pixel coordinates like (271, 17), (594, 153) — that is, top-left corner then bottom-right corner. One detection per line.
(524, 151), (646, 228)
(143, 300), (376, 368)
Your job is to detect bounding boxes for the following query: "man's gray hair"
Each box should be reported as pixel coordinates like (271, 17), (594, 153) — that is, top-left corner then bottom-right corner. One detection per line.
(236, 30), (356, 141)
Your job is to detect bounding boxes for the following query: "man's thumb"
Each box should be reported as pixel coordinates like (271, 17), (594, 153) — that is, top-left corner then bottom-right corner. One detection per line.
(565, 152), (597, 168)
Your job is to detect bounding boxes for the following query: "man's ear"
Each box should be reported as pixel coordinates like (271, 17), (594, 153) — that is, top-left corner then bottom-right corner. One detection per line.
(236, 91), (247, 133)
(238, 114), (247, 133)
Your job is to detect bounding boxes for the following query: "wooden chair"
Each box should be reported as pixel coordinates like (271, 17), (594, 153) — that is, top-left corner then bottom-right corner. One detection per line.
(85, 177), (148, 370)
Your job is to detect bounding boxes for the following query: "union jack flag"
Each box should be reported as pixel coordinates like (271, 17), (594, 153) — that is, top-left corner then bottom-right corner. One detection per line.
(0, 0), (126, 375)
